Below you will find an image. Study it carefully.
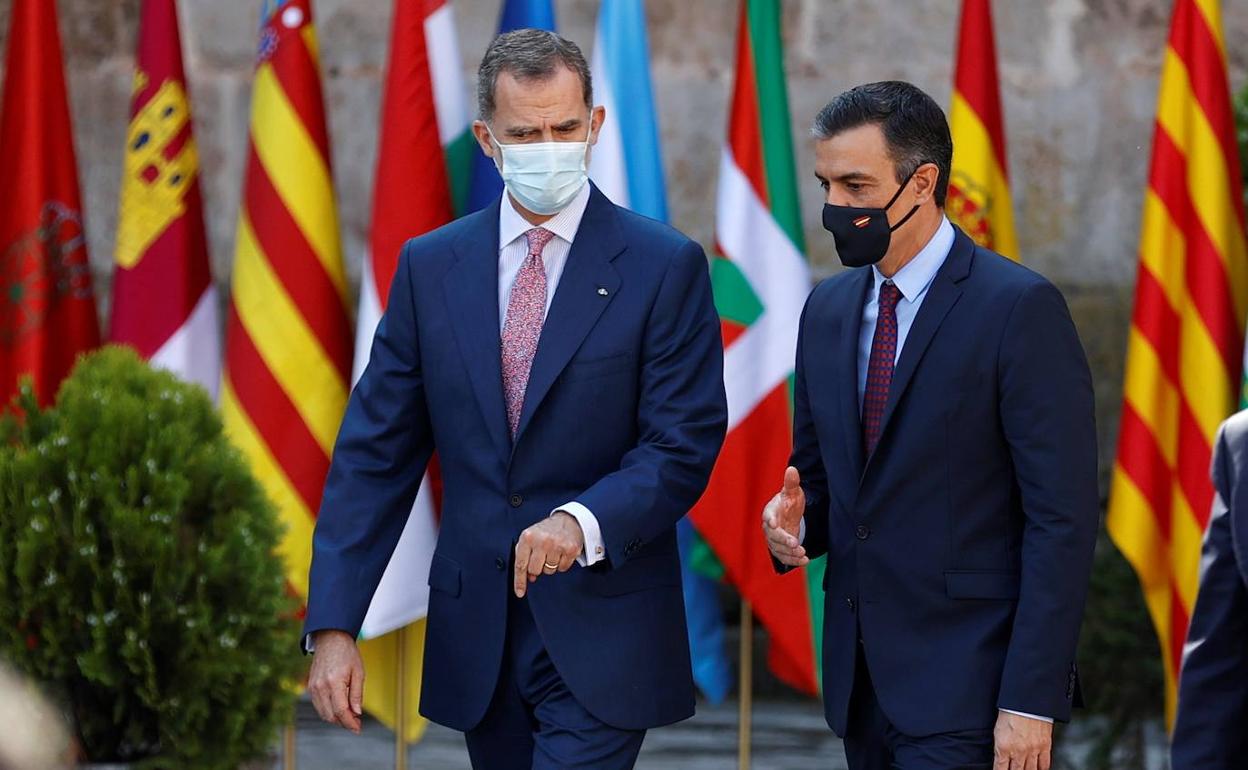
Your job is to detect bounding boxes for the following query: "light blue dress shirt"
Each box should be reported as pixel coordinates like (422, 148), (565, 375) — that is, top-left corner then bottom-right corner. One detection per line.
(856, 216), (954, 410)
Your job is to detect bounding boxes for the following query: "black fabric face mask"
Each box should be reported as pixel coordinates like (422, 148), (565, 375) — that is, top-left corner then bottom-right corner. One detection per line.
(822, 173), (920, 268)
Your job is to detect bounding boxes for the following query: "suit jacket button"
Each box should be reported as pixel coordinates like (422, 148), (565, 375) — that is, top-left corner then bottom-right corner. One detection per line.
(509, 494), (523, 508)
(495, 557), (507, 571)
(855, 525), (870, 540)
(846, 598), (856, 612)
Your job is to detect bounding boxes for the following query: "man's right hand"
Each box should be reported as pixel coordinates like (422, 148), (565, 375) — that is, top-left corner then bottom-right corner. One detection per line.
(763, 466), (808, 567)
(308, 630), (365, 734)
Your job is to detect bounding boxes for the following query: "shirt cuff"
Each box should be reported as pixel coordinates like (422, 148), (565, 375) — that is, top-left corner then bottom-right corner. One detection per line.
(303, 633), (315, 653)
(1000, 709), (1053, 723)
(798, 517), (806, 544)
(554, 502), (605, 566)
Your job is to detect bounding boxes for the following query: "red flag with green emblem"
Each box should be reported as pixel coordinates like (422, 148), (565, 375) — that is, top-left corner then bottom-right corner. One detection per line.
(0, 0), (100, 404)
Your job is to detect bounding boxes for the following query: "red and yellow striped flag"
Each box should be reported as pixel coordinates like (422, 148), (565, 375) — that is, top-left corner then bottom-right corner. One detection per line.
(947, 0), (1018, 259)
(221, 0), (352, 612)
(1107, 0), (1248, 727)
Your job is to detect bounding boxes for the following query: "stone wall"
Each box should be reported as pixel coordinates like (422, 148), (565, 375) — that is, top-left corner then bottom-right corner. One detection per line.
(0, 0), (1246, 486)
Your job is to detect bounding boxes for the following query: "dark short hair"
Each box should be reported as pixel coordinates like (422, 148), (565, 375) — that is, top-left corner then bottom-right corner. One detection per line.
(477, 29), (592, 122)
(812, 81), (953, 207)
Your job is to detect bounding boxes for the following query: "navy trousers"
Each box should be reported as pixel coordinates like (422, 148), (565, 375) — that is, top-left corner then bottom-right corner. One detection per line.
(463, 593), (645, 770)
(843, 646), (995, 770)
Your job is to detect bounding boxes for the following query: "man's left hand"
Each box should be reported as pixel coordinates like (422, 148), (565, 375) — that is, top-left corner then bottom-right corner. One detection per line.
(514, 512), (585, 598)
(993, 711), (1052, 770)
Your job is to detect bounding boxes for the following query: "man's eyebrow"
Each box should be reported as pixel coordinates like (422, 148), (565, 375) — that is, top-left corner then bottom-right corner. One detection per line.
(552, 118), (583, 131)
(504, 125), (541, 137)
(833, 171), (875, 183)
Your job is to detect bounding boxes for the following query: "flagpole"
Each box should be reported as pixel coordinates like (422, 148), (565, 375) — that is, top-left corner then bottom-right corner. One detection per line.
(738, 599), (753, 770)
(283, 721), (296, 770)
(395, 625), (409, 770)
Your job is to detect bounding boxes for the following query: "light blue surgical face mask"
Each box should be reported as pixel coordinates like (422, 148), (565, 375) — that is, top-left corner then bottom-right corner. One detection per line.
(486, 120), (591, 215)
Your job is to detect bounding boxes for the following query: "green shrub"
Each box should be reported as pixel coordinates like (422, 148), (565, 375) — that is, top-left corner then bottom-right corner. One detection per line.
(0, 346), (302, 768)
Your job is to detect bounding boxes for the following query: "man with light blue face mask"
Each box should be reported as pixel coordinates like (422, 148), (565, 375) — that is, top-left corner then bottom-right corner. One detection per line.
(301, 27), (728, 770)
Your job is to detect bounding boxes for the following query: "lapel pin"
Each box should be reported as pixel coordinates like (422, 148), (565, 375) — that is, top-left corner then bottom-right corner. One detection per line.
(597, 287), (609, 297)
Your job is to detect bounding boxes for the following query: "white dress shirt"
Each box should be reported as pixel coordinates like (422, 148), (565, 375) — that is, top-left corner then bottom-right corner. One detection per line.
(800, 216), (1051, 723)
(497, 184), (606, 567)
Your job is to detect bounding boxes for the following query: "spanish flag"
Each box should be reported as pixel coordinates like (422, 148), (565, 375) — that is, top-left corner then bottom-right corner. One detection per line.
(1107, 0), (1248, 728)
(947, 0), (1018, 260)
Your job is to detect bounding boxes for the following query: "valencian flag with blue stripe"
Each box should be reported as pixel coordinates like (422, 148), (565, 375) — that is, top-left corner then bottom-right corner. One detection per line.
(220, 0), (354, 666)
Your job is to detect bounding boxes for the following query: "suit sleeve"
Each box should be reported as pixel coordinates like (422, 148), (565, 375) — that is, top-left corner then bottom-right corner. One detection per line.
(1171, 424), (1248, 768)
(781, 294), (830, 570)
(995, 280), (1099, 721)
(302, 242), (434, 642)
(575, 240), (728, 568)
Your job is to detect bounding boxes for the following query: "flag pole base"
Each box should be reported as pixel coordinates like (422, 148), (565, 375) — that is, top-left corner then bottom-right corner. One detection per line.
(395, 625), (409, 770)
(283, 721), (296, 770)
(738, 599), (753, 770)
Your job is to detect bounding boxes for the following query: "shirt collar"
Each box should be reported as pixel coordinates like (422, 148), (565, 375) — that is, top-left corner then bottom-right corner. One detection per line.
(871, 215), (955, 302)
(498, 183), (592, 252)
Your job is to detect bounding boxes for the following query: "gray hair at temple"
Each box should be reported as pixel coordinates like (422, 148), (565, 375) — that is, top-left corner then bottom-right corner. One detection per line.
(476, 28), (593, 122)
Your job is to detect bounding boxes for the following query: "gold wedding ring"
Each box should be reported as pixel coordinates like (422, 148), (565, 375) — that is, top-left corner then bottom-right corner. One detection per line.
(542, 560), (560, 572)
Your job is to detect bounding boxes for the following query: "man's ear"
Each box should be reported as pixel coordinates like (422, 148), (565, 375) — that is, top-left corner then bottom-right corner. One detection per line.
(473, 120), (496, 159)
(588, 105), (606, 146)
(911, 162), (940, 207)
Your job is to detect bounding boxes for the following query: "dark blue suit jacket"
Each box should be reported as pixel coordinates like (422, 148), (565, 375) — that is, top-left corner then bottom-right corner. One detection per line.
(303, 186), (727, 732)
(1172, 411), (1248, 768)
(790, 226), (1099, 737)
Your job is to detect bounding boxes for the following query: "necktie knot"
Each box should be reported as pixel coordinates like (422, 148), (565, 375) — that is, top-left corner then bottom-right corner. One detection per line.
(879, 280), (902, 313)
(525, 227), (555, 258)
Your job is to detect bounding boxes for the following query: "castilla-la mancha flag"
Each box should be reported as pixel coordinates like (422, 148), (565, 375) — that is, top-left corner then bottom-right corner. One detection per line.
(111, 0), (219, 396)
(947, 0), (1018, 260)
(1108, 0), (1248, 728)
(0, 0), (100, 404)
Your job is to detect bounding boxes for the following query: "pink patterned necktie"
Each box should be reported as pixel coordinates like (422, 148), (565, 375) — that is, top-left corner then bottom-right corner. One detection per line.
(501, 227), (555, 438)
(863, 280), (902, 456)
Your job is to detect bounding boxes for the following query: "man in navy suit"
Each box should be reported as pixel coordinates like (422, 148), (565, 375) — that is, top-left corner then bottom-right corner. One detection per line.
(301, 29), (727, 769)
(762, 82), (1099, 770)
(1172, 410), (1248, 768)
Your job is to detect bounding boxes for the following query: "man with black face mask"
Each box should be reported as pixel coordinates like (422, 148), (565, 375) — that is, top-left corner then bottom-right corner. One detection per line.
(761, 81), (1099, 770)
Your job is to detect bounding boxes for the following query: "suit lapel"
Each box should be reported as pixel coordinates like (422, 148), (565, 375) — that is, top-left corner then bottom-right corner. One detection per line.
(443, 199), (510, 460)
(868, 228), (975, 469)
(513, 186), (625, 448)
(839, 269), (872, 480)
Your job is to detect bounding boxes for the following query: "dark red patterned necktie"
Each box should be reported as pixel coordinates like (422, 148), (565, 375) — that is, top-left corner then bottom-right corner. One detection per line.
(863, 280), (902, 456)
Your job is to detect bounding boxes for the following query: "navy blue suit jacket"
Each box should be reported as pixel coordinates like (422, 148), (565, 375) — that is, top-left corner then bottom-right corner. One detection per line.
(1172, 411), (1248, 768)
(790, 226), (1099, 737)
(303, 186), (727, 732)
